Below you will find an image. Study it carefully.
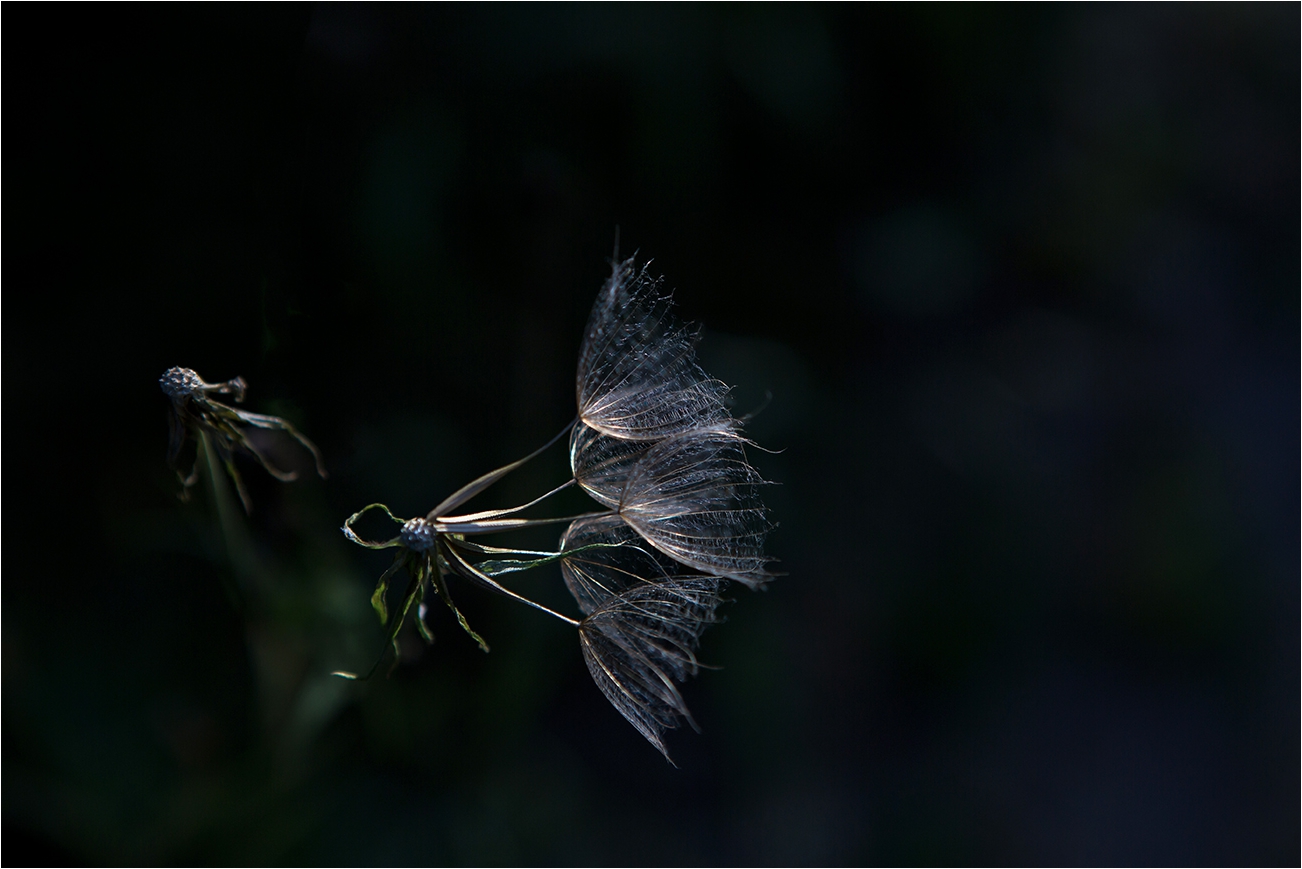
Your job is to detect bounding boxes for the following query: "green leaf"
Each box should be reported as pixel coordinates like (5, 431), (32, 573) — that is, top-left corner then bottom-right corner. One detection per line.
(415, 598), (436, 645)
(370, 551), (407, 625)
(431, 568), (490, 653)
(391, 559), (427, 643)
(338, 552), (434, 681)
(449, 538), (628, 577)
(474, 558), (553, 576)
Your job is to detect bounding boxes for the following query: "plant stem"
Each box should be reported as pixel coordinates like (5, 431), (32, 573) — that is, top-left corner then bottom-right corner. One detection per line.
(200, 429), (258, 605)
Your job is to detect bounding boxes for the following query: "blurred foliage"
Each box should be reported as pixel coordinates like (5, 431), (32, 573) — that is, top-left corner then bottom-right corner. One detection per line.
(5, 4), (1298, 864)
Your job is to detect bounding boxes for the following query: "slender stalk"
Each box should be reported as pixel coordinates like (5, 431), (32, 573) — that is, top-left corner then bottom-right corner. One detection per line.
(437, 478), (576, 525)
(440, 539), (580, 626)
(426, 419), (576, 520)
(200, 429), (258, 602)
(434, 511), (609, 535)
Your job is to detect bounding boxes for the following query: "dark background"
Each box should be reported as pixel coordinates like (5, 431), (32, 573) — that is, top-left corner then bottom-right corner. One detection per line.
(5, 4), (1298, 864)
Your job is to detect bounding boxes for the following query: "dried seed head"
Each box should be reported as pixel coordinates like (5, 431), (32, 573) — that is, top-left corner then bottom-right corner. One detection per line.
(160, 366), (203, 401)
(400, 517), (438, 552)
(159, 367), (248, 403)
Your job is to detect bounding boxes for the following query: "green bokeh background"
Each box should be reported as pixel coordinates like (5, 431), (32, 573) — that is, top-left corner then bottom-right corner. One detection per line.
(6, 5), (1298, 864)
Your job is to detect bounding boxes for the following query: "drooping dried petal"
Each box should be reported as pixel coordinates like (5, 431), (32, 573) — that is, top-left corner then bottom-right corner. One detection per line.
(578, 577), (725, 761)
(619, 430), (773, 587)
(559, 513), (684, 614)
(576, 257), (734, 441)
(569, 423), (653, 509)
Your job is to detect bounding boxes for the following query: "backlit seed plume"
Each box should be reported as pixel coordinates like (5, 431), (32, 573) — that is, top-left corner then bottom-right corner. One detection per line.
(571, 424), (774, 586)
(559, 513), (682, 614)
(577, 257), (734, 441)
(616, 429), (773, 588)
(569, 423), (654, 509)
(578, 577), (725, 760)
(562, 513), (728, 757)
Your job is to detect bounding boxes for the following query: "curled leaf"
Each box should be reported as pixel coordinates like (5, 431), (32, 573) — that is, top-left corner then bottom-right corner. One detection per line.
(233, 409), (329, 480)
(341, 503), (406, 550)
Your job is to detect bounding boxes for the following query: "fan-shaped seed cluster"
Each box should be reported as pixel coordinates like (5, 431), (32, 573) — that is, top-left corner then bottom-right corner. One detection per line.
(336, 253), (775, 762)
(564, 256), (774, 759)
